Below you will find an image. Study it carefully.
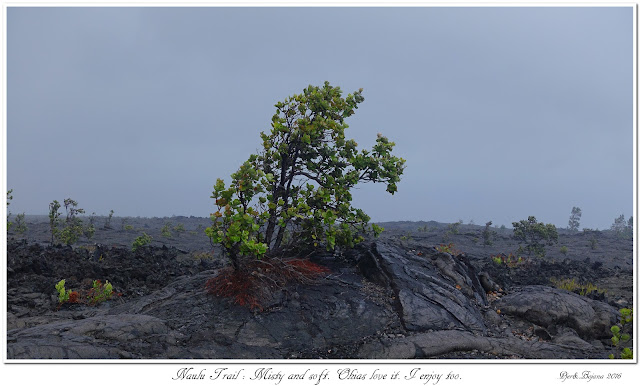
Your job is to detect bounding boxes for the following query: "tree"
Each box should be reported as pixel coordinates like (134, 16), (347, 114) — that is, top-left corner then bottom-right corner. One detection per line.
(6, 189), (13, 231)
(512, 216), (558, 257)
(568, 206), (582, 232)
(206, 82), (405, 271)
(611, 214), (632, 238)
(48, 200), (61, 245)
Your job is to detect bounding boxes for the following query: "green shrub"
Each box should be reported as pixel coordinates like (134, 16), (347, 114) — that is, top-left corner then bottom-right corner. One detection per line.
(559, 246), (568, 255)
(491, 253), (524, 268)
(104, 209), (114, 229)
(482, 221), (495, 246)
(173, 223), (186, 235)
(14, 213), (27, 234)
(55, 279), (70, 304)
(206, 82), (405, 271)
(48, 200), (62, 245)
(6, 189), (13, 231)
(512, 216), (558, 257)
(550, 277), (605, 297)
(161, 222), (172, 238)
(132, 233), (152, 251)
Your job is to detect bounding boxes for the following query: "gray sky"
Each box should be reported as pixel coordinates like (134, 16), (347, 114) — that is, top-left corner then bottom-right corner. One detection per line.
(5, 6), (634, 230)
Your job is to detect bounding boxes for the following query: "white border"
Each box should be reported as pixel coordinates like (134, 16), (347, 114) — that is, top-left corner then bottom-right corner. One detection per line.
(1, 1), (638, 384)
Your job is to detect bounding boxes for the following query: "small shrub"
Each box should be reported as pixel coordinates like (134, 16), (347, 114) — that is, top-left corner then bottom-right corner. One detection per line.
(124, 224), (134, 231)
(491, 253), (525, 268)
(482, 221), (496, 246)
(6, 189), (13, 231)
(55, 279), (70, 304)
(550, 277), (605, 297)
(104, 209), (114, 229)
(132, 233), (152, 251)
(173, 223), (186, 235)
(88, 280), (114, 305)
(48, 200), (62, 245)
(161, 222), (172, 238)
(14, 213), (27, 234)
(417, 225), (429, 232)
(55, 279), (117, 307)
(589, 237), (598, 250)
(448, 220), (462, 235)
(400, 232), (412, 241)
(559, 246), (568, 255)
(436, 243), (462, 256)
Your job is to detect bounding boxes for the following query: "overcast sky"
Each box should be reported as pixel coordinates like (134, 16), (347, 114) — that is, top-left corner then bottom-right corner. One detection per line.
(5, 6), (634, 230)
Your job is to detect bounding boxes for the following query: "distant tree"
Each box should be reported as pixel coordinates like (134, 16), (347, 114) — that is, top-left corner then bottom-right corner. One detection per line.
(14, 213), (27, 235)
(568, 206), (582, 232)
(48, 200), (61, 245)
(6, 189), (13, 231)
(512, 216), (558, 258)
(482, 221), (495, 246)
(611, 214), (632, 238)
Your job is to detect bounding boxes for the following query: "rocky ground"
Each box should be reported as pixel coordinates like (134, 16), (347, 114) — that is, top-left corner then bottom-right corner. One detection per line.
(5, 216), (635, 359)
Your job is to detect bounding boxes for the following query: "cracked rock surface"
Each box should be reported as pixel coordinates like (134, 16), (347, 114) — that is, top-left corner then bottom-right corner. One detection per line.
(6, 218), (633, 359)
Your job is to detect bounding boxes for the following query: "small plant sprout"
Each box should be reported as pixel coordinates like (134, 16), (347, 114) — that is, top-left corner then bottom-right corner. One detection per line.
(55, 279), (69, 304)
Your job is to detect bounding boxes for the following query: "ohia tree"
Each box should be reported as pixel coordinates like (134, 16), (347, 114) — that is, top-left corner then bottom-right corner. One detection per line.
(206, 82), (405, 271)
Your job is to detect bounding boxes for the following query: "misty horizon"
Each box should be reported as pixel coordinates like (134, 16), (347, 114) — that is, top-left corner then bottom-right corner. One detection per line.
(4, 6), (634, 232)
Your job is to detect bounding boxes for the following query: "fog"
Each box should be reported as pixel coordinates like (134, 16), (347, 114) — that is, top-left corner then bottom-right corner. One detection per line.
(4, 6), (634, 230)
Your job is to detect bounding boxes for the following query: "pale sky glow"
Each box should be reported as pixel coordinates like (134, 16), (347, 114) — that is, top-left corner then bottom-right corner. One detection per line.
(4, 6), (634, 230)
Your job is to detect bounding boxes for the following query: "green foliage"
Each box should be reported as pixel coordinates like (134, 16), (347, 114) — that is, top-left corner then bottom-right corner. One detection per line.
(6, 189), (13, 231)
(417, 224), (430, 232)
(550, 277), (604, 297)
(55, 279), (116, 307)
(589, 237), (598, 250)
(608, 308), (633, 359)
(619, 307), (633, 326)
(48, 200), (62, 245)
(173, 223), (186, 235)
(491, 253), (525, 267)
(512, 216), (558, 258)
(124, 224), (134, 231)
(104, 209), (114, 229)
(57, 198), (86, 246)
(88, 280), (113, 305)
(14, 213), (27, 234)
(55, 279), (69, 304)
(447, 220), (462, 235)
(482, 221), (496, 246)
(611, 214), (632, 239)
(83, 223), (95, 239)
(559, 245), (568, 255)
(436, 243), (462, 256)
(206, 82), (405, 270)
(161, 222), (172, 238)
(568, 206), (582, 232)
(132, 232), (152, 251)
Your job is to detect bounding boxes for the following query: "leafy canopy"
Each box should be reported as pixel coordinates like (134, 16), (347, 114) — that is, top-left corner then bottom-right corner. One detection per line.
(206, 82), (405, 269)
(512, 216), (558, 258)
